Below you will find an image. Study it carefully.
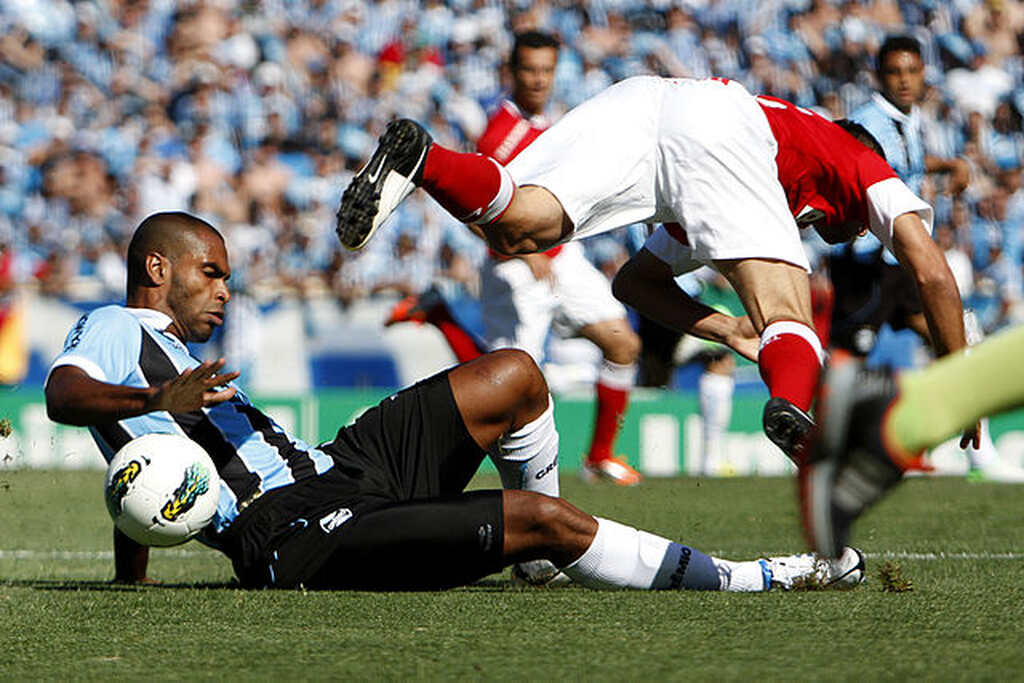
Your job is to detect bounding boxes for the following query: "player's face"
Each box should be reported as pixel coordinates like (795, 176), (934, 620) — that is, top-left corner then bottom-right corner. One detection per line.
(166, 231), (231, 343)
(879, 50), (924, 114)
(512, 46), (558, 116)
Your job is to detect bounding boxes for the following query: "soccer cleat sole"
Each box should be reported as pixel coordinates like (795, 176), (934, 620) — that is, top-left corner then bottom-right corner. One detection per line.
(763, 397), (814, 464)
(336, 119), (432, 251)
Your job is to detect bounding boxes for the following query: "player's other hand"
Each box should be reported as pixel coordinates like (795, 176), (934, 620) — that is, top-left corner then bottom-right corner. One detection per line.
(949, 158), (970, 196)
(726, 315), (760, 362)
(148, 358), (239, 413)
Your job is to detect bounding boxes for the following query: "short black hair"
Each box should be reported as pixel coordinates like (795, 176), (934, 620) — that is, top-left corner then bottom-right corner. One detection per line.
(834, 119), (885, 159)
(876, 34), (922, 74)
(126, 212), (221, 293)
(510, 30), (560, 69)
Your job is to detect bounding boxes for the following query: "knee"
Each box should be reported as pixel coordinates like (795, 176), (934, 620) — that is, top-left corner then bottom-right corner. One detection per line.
(518, 492), (591, 542)
(489, 348), (548, 397)
(607, 327), (642, 365)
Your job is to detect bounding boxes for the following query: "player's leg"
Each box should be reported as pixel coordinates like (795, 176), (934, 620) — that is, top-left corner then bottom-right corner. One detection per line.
(714, 257), (824, 462)
(547, 243), (642, 484)
(334, 116), (571, 252)
(449, 349), (560, 501)
(802, 324), (1024, 557)
(337, 77), (664, 253)
(301, 489), (863, 591)
(386, 285), (486, 363)
(577, 318), (643, 484)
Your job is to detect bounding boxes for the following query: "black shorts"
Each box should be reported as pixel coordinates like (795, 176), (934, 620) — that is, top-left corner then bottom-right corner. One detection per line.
(220, 370), (505, 590)
(829, 248), (922, 355)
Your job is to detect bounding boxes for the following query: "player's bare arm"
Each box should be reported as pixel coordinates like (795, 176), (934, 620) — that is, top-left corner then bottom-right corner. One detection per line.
(891, 212), (967, 358)
(45, 360), (239, 426)
(891, 211), (979, 447)
(614, 249), (759, 362)
(924, 155), (970, 195)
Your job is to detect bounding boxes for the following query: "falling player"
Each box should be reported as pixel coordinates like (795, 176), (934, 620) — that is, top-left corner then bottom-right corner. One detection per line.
(335, 75), (970, 466)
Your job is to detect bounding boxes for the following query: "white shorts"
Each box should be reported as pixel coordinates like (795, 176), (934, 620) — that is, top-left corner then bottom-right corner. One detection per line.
(480, 242), (627, 362)
(507, 76), (809, 271)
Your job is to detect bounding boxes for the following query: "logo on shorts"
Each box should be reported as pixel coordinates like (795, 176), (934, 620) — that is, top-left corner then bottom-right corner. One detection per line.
(319, 507), (353, 533)
(477, 523), (494, 553)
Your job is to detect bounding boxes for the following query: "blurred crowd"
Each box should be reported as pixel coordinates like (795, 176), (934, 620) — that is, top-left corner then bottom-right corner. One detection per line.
(1, 0), (1023, 339)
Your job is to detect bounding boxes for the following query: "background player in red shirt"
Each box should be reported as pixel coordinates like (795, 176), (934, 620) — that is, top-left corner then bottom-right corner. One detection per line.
(391, 31), (643, 486)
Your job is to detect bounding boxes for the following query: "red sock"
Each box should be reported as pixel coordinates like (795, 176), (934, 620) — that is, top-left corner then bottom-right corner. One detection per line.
(758, 324), (822, 412)
(425, 305), (484, 363)
(587, 382), (629, 463)
(421, 145), (512, 223)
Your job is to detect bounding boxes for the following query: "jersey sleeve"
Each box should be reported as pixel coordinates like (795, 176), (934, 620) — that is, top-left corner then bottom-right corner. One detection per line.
(864, 177), (934, 252)
(643, 225), (705, 276)
(48, 307), (142, 385)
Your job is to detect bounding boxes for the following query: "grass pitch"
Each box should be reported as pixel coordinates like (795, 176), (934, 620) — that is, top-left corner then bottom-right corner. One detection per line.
(1, 470), (1022, 680)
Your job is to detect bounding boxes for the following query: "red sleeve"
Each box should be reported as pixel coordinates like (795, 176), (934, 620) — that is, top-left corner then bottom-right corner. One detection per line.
(476, 102), (545, 165)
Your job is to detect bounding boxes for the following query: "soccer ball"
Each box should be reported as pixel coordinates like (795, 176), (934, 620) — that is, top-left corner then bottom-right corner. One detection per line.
(104, 433), (221, 547)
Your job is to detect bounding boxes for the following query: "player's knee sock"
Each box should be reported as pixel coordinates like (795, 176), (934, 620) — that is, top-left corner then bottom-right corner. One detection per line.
(757, 321), (824, 412)
(421, 145), (515, 224)
(586, 360), (634, 463)
(888, 325), (1024, 454)
(561, 518), (769, 591)
(425, 305), (484, 363)
(699, 371), (734, 474)
(489, 397), (559, 498)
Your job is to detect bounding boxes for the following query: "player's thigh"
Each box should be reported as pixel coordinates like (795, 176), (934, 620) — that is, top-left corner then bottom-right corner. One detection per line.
(713, 257), (813, 332)
(506, 76), (664, 240)
(481, 258), (554, 361)
(308, 491), (506, 591)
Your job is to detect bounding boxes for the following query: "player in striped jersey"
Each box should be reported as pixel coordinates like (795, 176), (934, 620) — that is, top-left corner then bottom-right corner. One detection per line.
(336, 76), (972, 467)
(46, 212), (865, 591)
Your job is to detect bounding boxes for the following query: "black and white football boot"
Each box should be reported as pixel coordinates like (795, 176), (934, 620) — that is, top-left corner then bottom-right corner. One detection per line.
(336, 119), (433, 250)
(800, 358), (912, 558)
(762, 396), (815, 464)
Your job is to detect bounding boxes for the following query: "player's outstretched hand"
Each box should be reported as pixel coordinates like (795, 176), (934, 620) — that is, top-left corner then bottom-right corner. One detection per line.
(149, 359), (239, 413)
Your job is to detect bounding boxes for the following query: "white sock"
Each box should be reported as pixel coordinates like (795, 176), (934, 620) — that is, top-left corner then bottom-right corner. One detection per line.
(699, 371), (734, 475)
(712, 559), (771, 592)
(967, 417), (1000, 469)
(489, 397), (559, 498)
(561, 518), (762, 591)
(597, 358), (636, 389)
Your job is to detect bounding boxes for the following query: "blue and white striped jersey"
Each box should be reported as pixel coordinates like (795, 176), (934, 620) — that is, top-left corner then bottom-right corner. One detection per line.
(849, 92), (927, 263)
(49, 305), (335, 536)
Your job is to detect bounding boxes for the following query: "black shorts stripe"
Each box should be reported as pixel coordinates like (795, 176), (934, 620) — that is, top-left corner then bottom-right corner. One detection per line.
(138, 331), (261, 502)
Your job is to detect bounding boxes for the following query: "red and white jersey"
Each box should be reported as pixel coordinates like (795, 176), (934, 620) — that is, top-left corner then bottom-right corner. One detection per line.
(476, 100), (549, 164)
(478, 99), (562, 258)
(755, 94), (932, 248)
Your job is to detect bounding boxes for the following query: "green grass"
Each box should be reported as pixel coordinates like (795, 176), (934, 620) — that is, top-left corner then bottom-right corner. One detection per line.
(1, 470), (1022, 679)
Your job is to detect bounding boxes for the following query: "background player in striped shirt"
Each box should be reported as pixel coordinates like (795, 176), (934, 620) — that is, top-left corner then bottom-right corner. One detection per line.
(390, 31), (643, 486)
(45, 211), (864, 591)
(839, 34), (1023, 482)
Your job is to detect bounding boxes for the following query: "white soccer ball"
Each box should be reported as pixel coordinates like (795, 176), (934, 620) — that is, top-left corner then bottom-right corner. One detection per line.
(104, 433), (221, 547)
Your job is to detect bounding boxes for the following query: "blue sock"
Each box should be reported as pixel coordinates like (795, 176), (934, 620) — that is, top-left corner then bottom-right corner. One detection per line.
(654, 543), (722, 590)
